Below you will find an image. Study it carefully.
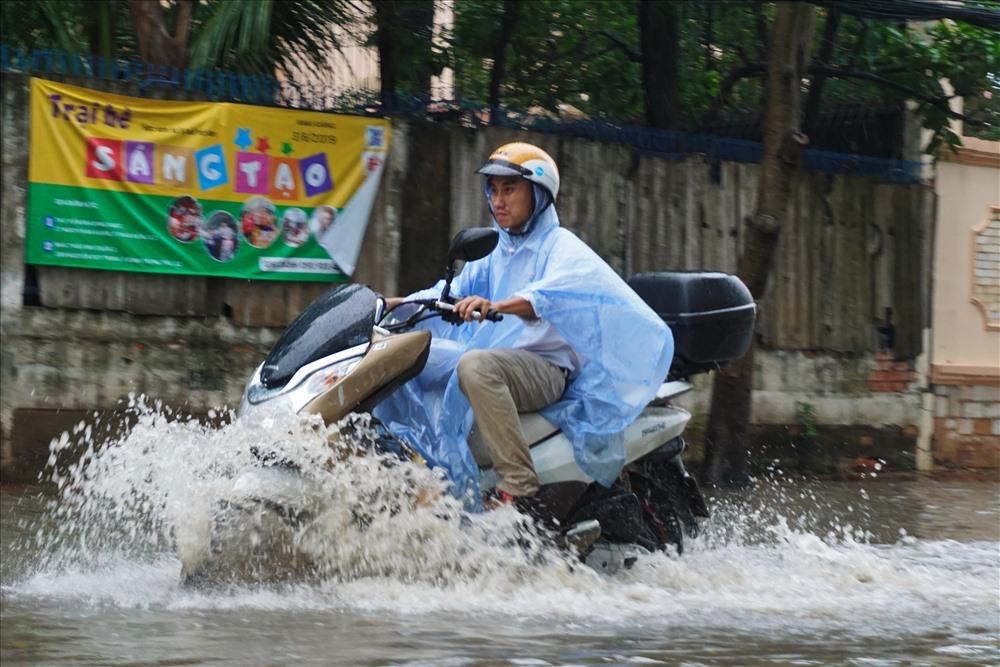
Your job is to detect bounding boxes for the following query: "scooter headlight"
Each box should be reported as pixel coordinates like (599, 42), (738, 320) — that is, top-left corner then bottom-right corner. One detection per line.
(305, 357), (362, 395)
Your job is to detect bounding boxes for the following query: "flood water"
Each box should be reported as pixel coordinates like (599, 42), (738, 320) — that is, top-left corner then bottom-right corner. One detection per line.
(1, 405), (998, 666)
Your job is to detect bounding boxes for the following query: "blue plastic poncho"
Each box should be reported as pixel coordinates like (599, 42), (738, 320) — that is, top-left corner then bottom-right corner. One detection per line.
(374, 200), (673, 505)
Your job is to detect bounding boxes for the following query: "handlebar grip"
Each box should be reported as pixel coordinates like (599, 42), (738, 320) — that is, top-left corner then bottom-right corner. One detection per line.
(438, 300), (503, 322)
(470, 308), (503, 322)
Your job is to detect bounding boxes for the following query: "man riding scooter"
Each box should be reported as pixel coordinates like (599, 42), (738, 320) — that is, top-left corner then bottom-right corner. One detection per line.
(378, 142), (674, 512)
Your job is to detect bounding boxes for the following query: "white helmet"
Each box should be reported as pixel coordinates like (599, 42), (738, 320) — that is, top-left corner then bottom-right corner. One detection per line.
(475, 142), (560, 200)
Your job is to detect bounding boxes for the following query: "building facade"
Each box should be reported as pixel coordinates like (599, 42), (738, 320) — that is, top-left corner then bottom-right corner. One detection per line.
(930, 115), (1000, 468)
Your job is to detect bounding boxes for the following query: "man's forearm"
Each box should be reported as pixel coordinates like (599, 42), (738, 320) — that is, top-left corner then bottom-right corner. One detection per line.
(493, 297), (537, 320)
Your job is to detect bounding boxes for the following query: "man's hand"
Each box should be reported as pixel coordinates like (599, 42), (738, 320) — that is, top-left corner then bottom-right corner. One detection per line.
(454, 295), (493, 322)
(453, 295), (537, 322)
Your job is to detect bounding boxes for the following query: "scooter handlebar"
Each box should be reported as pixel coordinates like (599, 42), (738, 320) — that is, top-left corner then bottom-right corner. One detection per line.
(473, 309), (504, 322)
(433, 301), (503, 322)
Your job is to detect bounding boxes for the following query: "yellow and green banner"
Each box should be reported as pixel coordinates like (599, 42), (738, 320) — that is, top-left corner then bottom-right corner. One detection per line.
(27, 78), (390, 281)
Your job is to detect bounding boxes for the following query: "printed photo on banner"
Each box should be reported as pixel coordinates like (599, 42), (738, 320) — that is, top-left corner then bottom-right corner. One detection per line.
(309, 205), (337, 245)
(203, 211), (239, 263)
(281, 208), (309, 247)
(26, 78), (391, 282)
(167, 195), (202, 243)
(240, 196), (278, 249)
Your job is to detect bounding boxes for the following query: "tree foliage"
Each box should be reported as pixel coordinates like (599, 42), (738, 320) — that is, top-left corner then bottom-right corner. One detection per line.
(194, 0), (364, 78)
(1, 0), (996, 151)
(0, 0), (363, 79)
(371, 0), (439, 103)
(1, 0), (138, 59)
(447, 1), (998, 151)
(872, 19), (1000, 147)
(449, 0), (645, 120)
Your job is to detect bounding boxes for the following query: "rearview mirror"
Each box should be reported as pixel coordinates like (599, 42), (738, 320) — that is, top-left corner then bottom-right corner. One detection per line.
(448, 228), (499, 264)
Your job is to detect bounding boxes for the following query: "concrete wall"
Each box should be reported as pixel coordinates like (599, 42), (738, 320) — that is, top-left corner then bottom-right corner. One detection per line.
(1, 71), (937, 481)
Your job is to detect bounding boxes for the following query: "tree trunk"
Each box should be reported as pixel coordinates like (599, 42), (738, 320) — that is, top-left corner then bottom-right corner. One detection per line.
(89, 0), (115, 59)
(374, 1), (397, 112)
(397, 0), (435, 98)
(173, 0), (194, 60)
(129, 0), (183, 68)
(701, 2), (816, 488)
(802, 9), (840, 136)
(487, 0), (520, 125)
(374, 0), (435, 113)
(639, 0), (680, 130)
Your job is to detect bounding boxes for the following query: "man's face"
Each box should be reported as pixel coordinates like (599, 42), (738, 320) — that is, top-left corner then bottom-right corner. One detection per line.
(487, 176), (533, 232)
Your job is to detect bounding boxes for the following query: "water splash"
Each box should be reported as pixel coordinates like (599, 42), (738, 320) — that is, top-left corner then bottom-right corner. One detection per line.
(5, 399), (998, 642)
(21, 396), (575, 591)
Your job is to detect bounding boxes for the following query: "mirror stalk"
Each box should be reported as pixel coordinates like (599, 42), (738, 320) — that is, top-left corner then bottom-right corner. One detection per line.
(441, 264), (456, 302)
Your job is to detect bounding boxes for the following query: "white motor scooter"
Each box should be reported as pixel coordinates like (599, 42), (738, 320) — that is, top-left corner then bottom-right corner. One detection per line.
(185, 228), (755, 582)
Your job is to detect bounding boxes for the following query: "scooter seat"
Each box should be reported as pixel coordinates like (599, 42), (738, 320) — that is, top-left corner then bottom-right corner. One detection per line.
(467, 412), (560, 468)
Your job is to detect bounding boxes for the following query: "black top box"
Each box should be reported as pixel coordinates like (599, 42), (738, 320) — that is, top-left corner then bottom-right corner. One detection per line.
(628, 272), (756, 379)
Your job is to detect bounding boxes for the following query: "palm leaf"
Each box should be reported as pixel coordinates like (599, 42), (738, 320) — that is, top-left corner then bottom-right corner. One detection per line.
(187, 0), (365, 78)
(36, 0), (88, 54)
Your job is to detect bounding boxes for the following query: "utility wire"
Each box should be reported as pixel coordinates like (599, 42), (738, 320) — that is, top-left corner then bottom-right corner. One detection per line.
(810, 0), (1000, 30)
(704, 0), (1000, 30)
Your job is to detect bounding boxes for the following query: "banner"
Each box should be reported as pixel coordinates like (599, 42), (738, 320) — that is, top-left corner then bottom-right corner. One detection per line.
(27, 78), (390, 281)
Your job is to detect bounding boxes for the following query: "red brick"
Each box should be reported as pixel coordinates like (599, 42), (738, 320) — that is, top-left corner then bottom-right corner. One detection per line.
(871, 380), (910, 392)
(974, 418), (994, 436)
(872, 352), (892, 371)
(870, 370), (917, 383)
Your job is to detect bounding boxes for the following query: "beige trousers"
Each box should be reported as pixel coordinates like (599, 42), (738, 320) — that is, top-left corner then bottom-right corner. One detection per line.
(457, 348), (567, 496)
